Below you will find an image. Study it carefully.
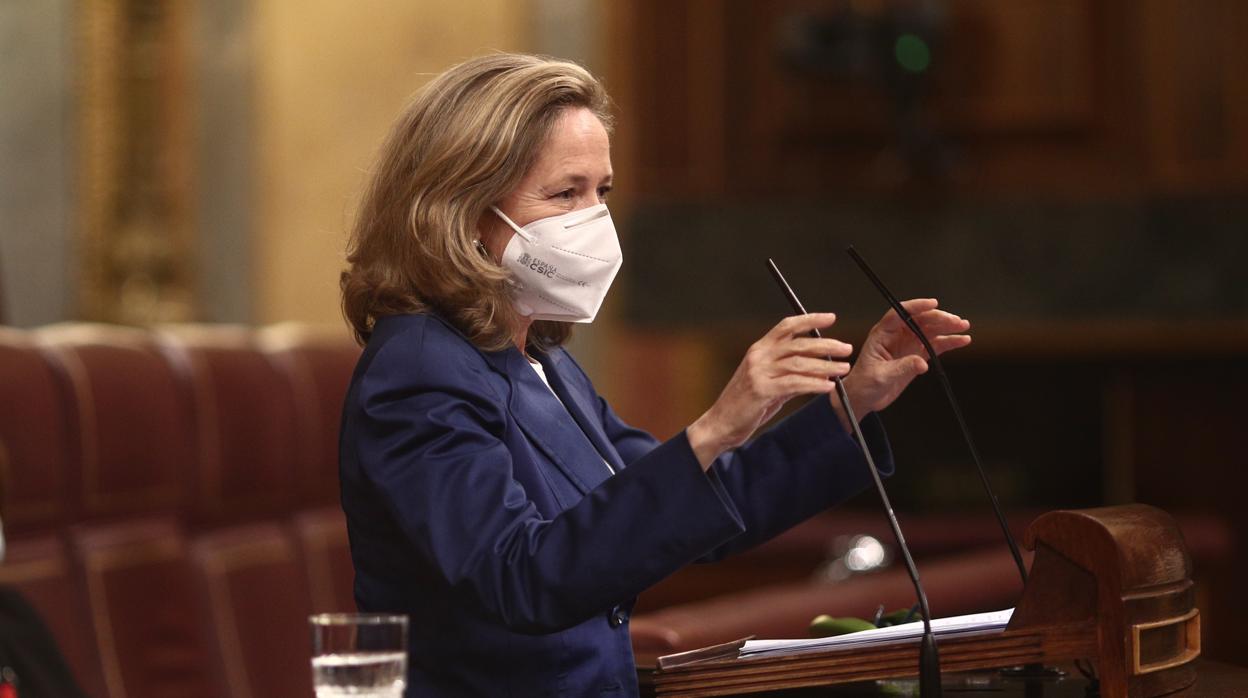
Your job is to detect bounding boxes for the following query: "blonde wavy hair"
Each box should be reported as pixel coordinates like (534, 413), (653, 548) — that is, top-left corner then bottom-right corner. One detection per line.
(340, 53), (614, 349)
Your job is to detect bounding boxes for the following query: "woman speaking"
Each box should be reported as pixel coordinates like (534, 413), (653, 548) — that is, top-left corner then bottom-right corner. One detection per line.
(338, 53), (971, 696)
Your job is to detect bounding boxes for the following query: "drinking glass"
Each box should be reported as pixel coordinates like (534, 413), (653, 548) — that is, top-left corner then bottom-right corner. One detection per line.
(309, 613), (408, 697)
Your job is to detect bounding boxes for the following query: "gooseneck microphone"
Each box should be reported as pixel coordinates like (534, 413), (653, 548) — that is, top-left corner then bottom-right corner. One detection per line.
(766, 258), (942, 697)
(845, 245), (1029, 586)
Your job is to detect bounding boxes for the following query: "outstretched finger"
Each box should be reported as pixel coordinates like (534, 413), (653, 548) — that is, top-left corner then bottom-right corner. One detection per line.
(911, 309), (970, 335)
(929, 334), (972, 356)
(877, 299), (938, 331)
(768, 312), (838, 341)
(776, 356), (851, 380)
(781, 336), (853, 359)
(900, 298), (939, 313)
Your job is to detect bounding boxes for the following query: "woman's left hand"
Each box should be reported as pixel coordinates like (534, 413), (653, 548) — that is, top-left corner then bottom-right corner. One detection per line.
(836, 298), (971, 421)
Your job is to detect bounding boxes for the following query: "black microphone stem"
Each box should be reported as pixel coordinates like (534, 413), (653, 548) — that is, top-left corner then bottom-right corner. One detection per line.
(766, 258), (941, 697)
(845, 245), (1029, 586)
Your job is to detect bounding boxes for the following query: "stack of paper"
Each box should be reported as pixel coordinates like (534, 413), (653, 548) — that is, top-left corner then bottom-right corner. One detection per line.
(739, 608), (1014, 659)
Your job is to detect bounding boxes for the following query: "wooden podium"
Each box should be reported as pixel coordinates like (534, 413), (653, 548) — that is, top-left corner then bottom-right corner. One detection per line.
(653, 504), (1202, 697)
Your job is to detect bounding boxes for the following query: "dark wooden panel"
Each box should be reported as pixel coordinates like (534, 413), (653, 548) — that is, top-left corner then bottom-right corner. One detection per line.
(609, 0), (1248, 197)
(1138, 0), (1248, 191)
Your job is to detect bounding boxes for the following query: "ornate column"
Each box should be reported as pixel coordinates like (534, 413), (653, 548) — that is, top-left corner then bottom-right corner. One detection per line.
(78, 0), (195, 324)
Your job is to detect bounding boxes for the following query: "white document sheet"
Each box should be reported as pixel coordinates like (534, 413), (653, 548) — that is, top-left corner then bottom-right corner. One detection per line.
(739, 608), (1014, 659)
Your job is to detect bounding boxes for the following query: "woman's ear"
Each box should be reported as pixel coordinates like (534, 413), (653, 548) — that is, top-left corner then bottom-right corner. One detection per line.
(477, 209), (515, 263)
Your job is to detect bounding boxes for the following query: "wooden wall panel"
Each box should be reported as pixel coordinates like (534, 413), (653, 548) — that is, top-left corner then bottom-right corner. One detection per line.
(725, 0), (1120, 194)
(609, 0), (1248, 198)
(1138, 0), (1248, 192)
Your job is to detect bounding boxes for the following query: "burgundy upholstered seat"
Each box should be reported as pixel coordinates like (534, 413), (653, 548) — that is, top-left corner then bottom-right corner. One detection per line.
(0, 328), (72, 532)
(293, 506), (356, 613)
(259, 324), (361, 508)
(36, 324), (194, 522)
(71, 517), (212, 698)
(189, 521), (314, 698)
(157, 325), (300, 523)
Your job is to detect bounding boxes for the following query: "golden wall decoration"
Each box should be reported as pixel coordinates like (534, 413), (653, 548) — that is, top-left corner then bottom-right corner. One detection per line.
(78, 0), (195, 324)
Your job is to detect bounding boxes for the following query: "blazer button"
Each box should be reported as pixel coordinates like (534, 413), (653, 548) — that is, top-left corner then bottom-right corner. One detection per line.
(609, 608), (627, 628)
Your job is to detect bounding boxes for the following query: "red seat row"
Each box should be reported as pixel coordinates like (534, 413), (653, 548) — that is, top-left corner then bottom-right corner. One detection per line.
(0, 323), (361, 697)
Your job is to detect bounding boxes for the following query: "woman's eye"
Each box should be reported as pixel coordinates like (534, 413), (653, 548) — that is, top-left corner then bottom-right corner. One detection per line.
(597, 186), (612, 201)
(552, 189), (574, 201)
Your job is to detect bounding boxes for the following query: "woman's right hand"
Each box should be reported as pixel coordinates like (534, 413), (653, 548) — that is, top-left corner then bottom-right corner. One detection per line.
(686, 313), (852, 469)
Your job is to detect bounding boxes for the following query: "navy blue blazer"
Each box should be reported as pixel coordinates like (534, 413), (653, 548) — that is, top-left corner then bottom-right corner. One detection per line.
(339, 313), (893, 697)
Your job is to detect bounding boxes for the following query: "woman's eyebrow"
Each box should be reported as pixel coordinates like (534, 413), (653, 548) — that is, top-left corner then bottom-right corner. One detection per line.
(558, 174), (590, 188)
(549, 173), (613, 188)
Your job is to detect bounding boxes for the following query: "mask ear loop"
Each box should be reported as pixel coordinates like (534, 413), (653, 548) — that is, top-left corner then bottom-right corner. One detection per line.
(478, 206), (517, 264)
(489, 205), (533, 241)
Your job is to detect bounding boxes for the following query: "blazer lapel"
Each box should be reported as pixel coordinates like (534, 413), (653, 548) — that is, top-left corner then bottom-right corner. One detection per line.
(538, 351), (626, 473)
(484, 347), (612, 494)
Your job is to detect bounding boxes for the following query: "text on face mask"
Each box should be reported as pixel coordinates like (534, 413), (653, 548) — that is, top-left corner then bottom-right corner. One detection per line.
(517, 252), (557, 278)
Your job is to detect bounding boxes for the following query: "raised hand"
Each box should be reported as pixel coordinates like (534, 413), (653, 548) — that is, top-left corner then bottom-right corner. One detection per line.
(840, 298), (971, 417)
(687, 313), (852, 469)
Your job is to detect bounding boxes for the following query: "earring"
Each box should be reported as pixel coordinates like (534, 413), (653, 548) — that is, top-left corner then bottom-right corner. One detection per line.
(474, 239), (488, 256)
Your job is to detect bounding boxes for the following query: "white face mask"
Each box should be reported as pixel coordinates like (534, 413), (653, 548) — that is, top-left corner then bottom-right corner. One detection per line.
(490, 204), (623, 323)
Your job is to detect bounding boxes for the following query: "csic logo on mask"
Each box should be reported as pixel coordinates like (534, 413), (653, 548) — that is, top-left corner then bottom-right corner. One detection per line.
(516, 252), (557, 279)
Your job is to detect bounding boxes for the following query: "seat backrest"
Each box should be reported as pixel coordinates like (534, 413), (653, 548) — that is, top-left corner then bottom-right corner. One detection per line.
(259, 324), (361, 508)
(0, 328), (72, 532)
(72, 517), (212, 698)
(36, 324), (193, 521)
(190, 522), (314, 698)
(0, 534), (104, 696)
(158, 325), (299, 523)
(293, 506), (356, 613)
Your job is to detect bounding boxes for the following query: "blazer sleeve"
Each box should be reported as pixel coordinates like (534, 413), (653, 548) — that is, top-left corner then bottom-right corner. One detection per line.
(698, 397), (893, 560)
(592, 374), (894, 561)
(352, 328), (747, 634)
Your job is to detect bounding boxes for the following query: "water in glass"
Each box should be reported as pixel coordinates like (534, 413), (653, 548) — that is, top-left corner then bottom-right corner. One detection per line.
(312, 650), (406, 697)
(310, 613), (408, 697)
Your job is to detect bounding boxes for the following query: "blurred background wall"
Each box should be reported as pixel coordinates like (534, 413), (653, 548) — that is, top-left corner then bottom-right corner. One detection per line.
(249, 0), (536, 325)
(0, 0), (543, 328)
(1, 0), (1245, 666)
